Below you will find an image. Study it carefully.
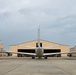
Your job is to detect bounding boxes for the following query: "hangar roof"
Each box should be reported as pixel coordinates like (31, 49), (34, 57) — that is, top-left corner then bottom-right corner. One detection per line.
(9, 39), (69, 46)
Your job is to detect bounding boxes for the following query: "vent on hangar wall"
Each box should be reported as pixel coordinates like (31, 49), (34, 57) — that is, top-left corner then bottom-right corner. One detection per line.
(36, 43), (42, 47)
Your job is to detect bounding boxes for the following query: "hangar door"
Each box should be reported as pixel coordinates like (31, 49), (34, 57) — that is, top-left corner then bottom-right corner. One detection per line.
(17, 49), (35, 57)
(44, 49), (61, 57)
(17, 49), (61, 57)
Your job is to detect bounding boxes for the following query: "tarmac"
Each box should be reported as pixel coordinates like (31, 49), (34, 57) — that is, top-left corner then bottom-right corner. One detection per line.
(0, 57), (76, 75)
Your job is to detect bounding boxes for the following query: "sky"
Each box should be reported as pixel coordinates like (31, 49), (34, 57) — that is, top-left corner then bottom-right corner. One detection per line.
(0, 0), (76, 49)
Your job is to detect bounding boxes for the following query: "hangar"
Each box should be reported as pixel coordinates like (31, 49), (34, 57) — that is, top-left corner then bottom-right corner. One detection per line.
(0, 40), (8, 57)
(9, 40), (70, 57)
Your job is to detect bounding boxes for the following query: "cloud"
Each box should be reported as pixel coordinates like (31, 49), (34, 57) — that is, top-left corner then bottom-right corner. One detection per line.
(0, 0), (76, 49)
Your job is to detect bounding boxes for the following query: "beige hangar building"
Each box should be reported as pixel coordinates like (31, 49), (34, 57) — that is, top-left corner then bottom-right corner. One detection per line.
(9, 40), (70, 57)
(0, 40), (8, 57)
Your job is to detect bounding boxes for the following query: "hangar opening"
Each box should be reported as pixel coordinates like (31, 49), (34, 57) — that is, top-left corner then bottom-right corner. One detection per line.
(44, 49), (61, 57)
(17, 49), (35, 57)
(17, 49), (61, 57)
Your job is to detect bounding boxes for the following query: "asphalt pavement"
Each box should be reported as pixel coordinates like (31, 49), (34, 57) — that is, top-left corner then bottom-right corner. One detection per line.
(0, 57), (76, 75)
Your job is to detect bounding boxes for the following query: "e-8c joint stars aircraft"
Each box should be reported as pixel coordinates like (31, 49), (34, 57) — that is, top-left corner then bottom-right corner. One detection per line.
(3, 27), (76, 59)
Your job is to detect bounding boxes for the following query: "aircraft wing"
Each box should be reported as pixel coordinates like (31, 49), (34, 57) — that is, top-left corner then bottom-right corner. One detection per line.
(2, 51), (36, 56)
(43, 51), (76, 56)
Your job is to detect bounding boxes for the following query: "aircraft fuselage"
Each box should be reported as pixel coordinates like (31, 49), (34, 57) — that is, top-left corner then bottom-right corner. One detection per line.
(36, 47), (44, 58)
